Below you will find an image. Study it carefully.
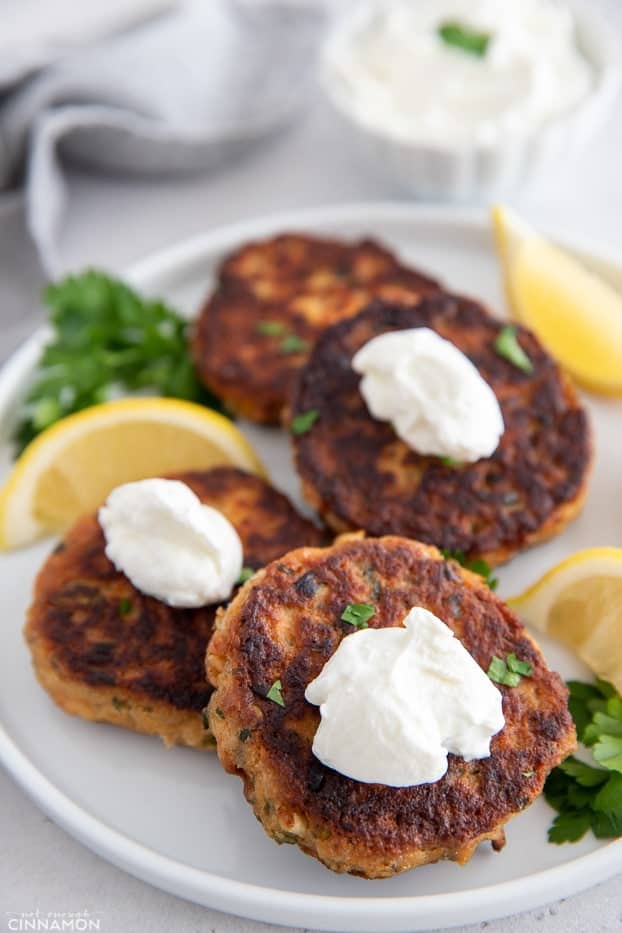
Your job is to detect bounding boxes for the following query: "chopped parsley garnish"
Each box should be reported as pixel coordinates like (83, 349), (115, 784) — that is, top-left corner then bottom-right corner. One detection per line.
(13, 270), (224, 454)
(257, 321), (310, 355)
(279, 334), (310, 355)
(438, 21), (491, 57)
(441, 549), (498, 591)
(440, 456), (460, 467)
(256, 320), (285, 336)
(487, 656), (519, 687)
(341, 602), (375, 628)
(266, 679), (285, 707)
(291, 409), (319, 435)
(119, 598), (132, 616)
(494, 326), (533, 373)
(487, 653), (533, 687)
(544, 678), (622, 844)
(237, 567), (255, 585)
(506, 652), (534, 677)
(201, 708), (210, 730)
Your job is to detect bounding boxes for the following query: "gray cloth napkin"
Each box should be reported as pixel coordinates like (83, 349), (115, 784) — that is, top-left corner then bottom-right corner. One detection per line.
(0, 0), (328, 275)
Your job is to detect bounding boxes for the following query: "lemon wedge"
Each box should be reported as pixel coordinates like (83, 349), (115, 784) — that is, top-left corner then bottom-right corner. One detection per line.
(508, 548), (622, 693)
(491, 204), (622, 395)
(0, 398), (265, 549)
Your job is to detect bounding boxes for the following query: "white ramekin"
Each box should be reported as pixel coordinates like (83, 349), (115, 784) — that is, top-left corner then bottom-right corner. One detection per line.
(320, 2), (621, 201)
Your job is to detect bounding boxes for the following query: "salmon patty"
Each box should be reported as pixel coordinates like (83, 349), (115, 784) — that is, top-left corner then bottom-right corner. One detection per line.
(24, 467), (326, 749)
(192, 233), (439, 423)
(291, 295), (592, 565)
(207, 534), (575, 878)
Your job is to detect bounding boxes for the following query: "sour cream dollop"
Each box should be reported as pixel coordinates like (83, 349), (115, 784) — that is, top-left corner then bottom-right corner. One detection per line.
(352, 327), (504, 462)
(305, 607), (505, 787)
(99, 478), (243, 608)
(325, 0), (594, 146)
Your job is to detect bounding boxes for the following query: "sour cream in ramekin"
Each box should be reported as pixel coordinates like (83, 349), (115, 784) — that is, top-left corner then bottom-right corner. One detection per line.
(326, 0), (594, 148)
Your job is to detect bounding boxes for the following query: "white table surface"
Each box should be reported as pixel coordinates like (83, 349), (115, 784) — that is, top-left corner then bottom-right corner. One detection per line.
(2, 84), (622, 933)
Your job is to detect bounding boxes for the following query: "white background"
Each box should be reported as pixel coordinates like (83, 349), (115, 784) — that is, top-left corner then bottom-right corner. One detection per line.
(2, 45), (622, 933)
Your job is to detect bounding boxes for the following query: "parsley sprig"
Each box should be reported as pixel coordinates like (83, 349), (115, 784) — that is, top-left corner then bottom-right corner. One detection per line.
(545, 678), (622, 843)
(441, 549), (498, 591)
(14, 270), (224, 454)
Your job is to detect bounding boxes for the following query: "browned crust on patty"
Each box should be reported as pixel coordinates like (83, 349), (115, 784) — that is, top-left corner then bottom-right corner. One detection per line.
(291, 295), (593, 565)
(24, 467), (327, 749)
(192, 234), (439, 423)
(207, 535), (576, 878)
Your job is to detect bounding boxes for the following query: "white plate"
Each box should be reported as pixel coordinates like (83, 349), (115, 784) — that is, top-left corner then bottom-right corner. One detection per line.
(1, 204), (621, 933)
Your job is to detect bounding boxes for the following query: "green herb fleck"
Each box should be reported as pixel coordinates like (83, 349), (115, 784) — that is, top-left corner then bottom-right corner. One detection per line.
(214, 706), (225, 720)
(438, 21), (491, 57)
(486, 656), (507, 684)
(266, 679), (285, 707)
(256, 320), (285, 337)
(112, 696), (128, 711)
(275, 831), (298, 845)
(291, 409), (319, 435)
(544, 678), (622, 845)
(494, 325), (533, 373)
(279, 334), (310, 355)
(507, 652), (533, 677)
(487, 653), (532, 687)
(440, 456), (460, 467)
(119, 597), (132, 616)
(202, 709), (211, 730)
(13, 270), (226, 455)
(276, 562), (295, 575)
(441, 549), (498, 591)
(239, 728), (251, 743)
(237, 567), (255, 585)
(341, 602), (375, 628)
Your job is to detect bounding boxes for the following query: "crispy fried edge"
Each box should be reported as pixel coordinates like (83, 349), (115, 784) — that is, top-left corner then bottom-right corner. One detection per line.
(24, 626), (214, 750)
